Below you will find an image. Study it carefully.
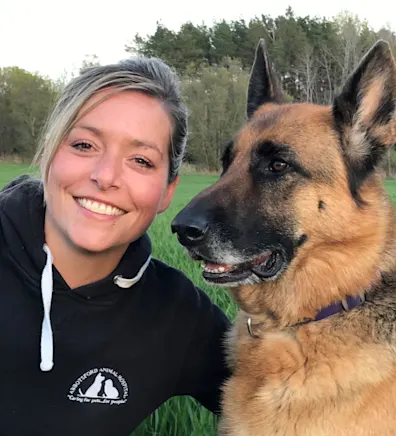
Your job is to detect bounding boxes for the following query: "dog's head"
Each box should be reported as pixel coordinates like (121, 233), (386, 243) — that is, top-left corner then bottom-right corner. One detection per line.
(171, 39), (396, 320)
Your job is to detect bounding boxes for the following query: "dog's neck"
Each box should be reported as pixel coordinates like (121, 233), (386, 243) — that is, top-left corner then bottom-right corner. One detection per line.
(245, 271), (381, 338)
(233, 255), (384, 332)
(246, 293), (366, 339)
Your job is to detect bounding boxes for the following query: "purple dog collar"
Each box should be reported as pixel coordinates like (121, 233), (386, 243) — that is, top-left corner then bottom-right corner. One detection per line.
(246, 294), (366, 338)
(314, 294), (365, 321)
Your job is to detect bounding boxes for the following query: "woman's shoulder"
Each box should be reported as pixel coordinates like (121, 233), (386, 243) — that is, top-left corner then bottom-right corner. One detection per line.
(0, 174), (42, 201)
(149, 257), (199, 296)
(148, 257), (230, 322)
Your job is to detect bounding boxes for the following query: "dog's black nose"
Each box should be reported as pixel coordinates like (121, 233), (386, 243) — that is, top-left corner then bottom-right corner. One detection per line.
(171, 212), (209, 246)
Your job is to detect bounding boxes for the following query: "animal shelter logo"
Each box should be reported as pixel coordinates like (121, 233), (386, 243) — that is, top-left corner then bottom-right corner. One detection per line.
(67, 367), (128, 405)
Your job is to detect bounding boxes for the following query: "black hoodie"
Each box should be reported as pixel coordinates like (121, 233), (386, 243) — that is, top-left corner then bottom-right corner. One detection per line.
(0, 175), (231, 436)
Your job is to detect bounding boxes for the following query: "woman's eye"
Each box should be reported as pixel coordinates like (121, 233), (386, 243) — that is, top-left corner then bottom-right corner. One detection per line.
(71, 141), (93, 152)
(134, 157), (154, 168)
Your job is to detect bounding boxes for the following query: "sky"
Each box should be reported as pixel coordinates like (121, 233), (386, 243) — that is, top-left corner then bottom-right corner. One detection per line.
(1, 0), (395, 81)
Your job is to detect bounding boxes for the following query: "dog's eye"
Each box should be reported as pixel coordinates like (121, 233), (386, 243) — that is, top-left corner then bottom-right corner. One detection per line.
(269, 159), (289, 173)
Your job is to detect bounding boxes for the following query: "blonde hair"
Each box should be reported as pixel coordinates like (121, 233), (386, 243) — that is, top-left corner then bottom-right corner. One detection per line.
(34, 57), (188, 187)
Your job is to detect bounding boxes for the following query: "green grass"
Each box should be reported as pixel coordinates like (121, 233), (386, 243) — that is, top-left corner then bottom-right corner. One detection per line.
(0, 163), (237, 436)
(0, 162), (38, 186)
(3, 162), (396, 435)
(384, 179), (396, 203)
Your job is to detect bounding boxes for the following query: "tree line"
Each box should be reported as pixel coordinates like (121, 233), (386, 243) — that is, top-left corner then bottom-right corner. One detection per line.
(1, 8), (396, 173)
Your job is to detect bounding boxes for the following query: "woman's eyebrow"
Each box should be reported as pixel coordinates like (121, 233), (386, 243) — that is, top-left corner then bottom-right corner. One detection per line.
(73, 124), (164, 157)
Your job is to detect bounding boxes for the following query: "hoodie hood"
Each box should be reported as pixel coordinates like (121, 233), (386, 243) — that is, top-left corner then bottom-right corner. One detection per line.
(0, 175), (48, 285)
(0, 175), (153, 371)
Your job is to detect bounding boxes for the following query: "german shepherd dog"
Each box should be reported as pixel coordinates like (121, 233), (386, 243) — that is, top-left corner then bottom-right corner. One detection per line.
(171, 39), (396, 435)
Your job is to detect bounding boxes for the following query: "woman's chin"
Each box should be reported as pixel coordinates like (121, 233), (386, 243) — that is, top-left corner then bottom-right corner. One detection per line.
(67, 230), (125, 255)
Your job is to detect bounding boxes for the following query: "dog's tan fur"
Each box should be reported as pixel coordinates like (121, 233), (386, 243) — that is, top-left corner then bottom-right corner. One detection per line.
(217, 41), (396, 436)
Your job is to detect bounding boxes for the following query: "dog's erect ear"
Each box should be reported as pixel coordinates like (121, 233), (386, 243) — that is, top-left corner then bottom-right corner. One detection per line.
(246, 39), (285, 119)
(333, 40), (396, 197)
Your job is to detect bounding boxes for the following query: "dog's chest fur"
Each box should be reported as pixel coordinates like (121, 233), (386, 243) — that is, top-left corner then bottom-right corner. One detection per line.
(218, 310), (396, 436)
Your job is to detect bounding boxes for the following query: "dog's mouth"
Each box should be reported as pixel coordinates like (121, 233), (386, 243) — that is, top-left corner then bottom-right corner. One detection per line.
(192, 250), (285, 285)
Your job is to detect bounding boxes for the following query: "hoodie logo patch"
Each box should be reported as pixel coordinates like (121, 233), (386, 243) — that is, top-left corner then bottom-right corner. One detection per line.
(67, 367), (128, 405)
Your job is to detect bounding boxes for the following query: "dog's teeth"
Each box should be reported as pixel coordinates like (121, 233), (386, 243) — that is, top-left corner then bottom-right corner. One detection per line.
(204, 266), (219, 273)
(202, 263), (231, 274)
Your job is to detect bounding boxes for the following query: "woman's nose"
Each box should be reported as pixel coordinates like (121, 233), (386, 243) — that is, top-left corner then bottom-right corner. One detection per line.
(90, 152), (122, 190)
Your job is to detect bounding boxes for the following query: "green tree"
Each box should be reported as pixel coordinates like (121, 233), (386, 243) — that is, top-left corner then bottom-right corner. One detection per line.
(126, 22), (211, 74)
(0, 67), (58, 159)
(181, 59), (249, 170)
(210, 20), (237, 65)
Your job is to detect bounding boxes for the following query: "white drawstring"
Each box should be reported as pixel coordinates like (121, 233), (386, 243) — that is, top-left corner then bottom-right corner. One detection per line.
(39, 245), (151, 372)
(40, 244), (54, 372)
(113, 255), (152, 288)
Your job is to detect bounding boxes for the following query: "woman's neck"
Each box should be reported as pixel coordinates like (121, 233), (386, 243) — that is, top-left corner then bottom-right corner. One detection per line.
(44, 216), (127, 290)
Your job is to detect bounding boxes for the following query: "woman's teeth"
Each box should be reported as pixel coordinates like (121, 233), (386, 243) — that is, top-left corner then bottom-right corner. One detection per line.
(76, 198), (125, 216)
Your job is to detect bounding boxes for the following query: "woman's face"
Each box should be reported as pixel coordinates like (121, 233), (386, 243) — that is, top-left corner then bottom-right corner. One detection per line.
(45, 89), (179, 254)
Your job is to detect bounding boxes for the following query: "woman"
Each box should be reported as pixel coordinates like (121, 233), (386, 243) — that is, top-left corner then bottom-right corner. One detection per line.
(0, 56), (231, 435)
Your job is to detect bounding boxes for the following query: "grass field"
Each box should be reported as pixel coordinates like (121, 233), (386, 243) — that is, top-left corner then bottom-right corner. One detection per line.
(3, 162), (396, 435)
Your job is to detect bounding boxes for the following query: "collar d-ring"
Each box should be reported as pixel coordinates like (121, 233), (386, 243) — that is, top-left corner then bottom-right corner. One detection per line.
(247, 317), (259, 338)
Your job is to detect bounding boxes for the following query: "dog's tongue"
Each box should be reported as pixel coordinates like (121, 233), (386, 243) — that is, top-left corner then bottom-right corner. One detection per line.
(252, 253), (271, 265)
